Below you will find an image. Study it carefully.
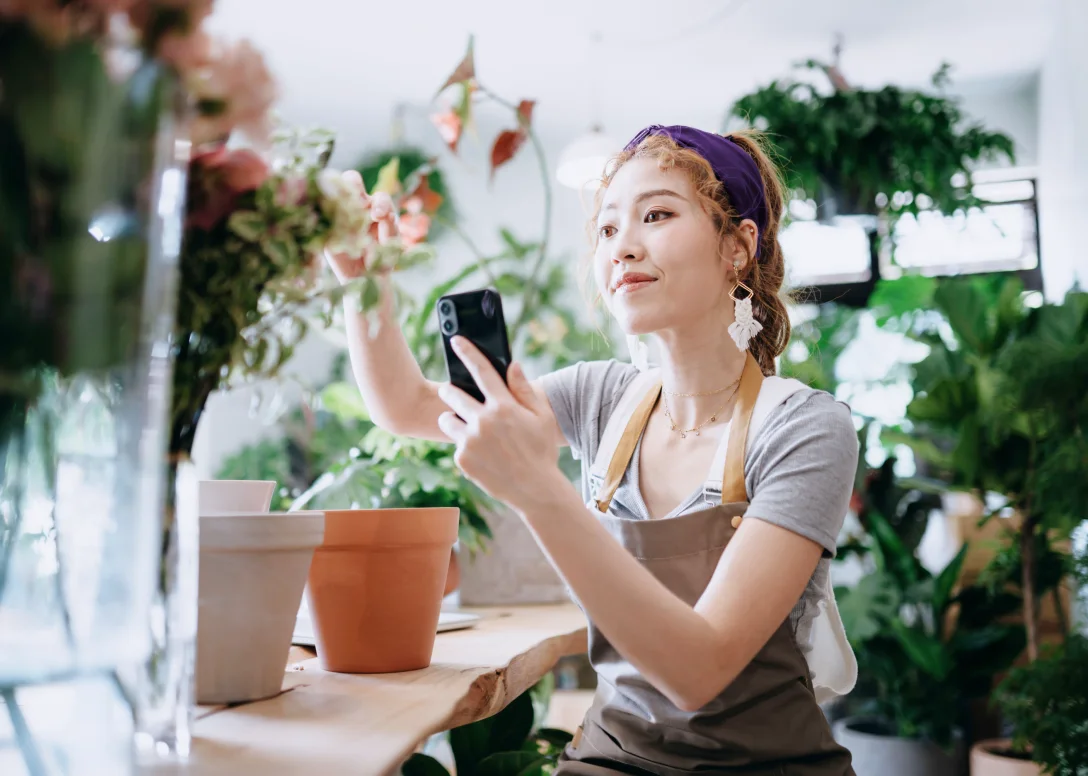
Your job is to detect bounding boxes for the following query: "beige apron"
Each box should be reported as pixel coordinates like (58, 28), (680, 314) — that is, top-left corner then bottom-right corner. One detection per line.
(557, 354), (855, 775)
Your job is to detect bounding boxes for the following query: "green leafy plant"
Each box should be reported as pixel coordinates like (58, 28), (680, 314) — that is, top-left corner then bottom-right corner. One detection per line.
(837, 506), (1025, 747)
(903, 277), (1088, 662)
(991, 633), (1088, 775)
(729, 59), (1015, 234)
(836, 432), (1025, 747)
(400, 686), (573, 776)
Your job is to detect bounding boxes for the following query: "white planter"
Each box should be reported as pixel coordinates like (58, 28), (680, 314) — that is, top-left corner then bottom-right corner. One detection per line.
(195, 510), (324, 704)
(832, 717), (963, 776)
(970, 740), (1041, 776)
(458, 506), (570, 606)
(198, 479), (275, 513)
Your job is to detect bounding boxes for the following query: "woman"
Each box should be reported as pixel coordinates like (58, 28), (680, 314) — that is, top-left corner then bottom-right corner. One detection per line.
(328, 125), (858, 775)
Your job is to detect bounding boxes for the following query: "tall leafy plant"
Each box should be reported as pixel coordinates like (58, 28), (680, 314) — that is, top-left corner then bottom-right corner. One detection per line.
(903, 277), (1088, 662)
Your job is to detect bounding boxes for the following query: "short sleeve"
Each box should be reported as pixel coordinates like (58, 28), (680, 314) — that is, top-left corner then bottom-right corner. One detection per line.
(744, 391), (858, 558)
(538, 359), (639, 462)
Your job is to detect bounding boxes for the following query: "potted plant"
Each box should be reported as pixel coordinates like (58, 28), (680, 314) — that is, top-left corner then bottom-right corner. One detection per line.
(834, 445), (1026, 776)
(728, 56), (1015, 237)
(898, 276), (1088, 773)
(968, 553), (1088, 776)
(401, 682), (573, 776)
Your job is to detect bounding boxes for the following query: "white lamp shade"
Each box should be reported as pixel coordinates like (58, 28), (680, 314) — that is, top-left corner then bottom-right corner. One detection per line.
(556, 128), (620, 190)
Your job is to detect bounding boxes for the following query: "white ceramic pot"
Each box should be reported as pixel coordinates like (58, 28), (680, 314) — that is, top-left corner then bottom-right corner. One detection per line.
(970, 740), (1041, 776)
(832, 717), (963, 776)
(197, 479), (276, 514)
(195, 510), (324, 704)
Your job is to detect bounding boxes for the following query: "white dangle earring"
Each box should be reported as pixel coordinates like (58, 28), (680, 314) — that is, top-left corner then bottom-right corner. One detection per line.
(626, 334), (651, 373)
(728, 263), (762, 352)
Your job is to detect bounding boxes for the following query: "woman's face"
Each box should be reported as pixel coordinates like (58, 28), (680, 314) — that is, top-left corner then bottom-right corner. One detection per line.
(594, 157), (734, 337)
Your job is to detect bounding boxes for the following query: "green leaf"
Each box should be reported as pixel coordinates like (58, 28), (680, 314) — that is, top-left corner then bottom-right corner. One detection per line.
(374, 157), (401, 195)
(400, 753), (451, 776)
(933, 280), (993, 355)
(932, 544), (968, 621)
(450, 721), (491, 776)
(890, 621), (952, 679)
(260, 234), (296, 267)
(320, 382), (370, 422)
(488, 690), (536, 755)
(867, 509), (920, 586)
(228, 210), (266, 241)
(361, 276), (381, 310)
(837, 572), (900, 643)
(475, 752), (550, 776)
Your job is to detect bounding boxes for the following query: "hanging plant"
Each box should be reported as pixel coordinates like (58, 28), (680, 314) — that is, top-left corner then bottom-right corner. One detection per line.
(728, 58), (1016, 229)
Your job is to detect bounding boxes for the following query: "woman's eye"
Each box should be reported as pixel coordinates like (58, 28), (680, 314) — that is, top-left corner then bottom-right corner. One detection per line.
(646, 210), (672, 223)
(598, 224), (616, 239)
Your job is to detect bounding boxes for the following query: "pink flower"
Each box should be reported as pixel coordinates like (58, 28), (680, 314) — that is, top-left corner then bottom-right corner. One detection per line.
(399, 213), (431, 247)
(215, 148), (269, 192)
(185, 145), (268, 230)
(275, 174), (308, 208)
(430, 109), (462, 152)
(156, 28), (212, 72)
(189, 38), (277, 146)
(368, 192), (394, 222)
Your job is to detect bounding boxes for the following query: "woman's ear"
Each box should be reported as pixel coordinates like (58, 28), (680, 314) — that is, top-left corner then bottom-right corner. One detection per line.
(722, 219), (757, 276)
(728, 220), (759, 275)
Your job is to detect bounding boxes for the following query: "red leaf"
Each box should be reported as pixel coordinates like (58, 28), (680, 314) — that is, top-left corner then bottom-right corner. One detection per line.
(430, 109), (463, 153)
(516, 99), (535, 127)
(405, 174), (444, 215)
(435, 35), (476, 96)
(490, 129), (527, 180)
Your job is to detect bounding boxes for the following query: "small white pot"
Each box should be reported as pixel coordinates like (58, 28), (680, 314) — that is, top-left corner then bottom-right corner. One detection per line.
(832, 717), (963, 776)
(195, 510), (324, 704)
(198, 479), (276, 514)
(970, 740), (1041, 776)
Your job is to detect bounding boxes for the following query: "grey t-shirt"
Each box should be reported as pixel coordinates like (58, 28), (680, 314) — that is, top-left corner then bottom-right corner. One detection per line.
(540, 359), (858, 655)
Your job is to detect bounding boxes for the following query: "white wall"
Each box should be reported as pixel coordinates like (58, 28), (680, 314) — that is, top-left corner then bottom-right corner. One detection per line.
(1038, 0), (1088, 301)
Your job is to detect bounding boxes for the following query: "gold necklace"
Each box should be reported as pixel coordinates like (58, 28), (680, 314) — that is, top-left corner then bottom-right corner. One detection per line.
(661, 383), (739, 438)
(661, 376), (741, 398)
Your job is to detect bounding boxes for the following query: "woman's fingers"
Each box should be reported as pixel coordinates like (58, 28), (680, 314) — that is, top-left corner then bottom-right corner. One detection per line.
(451, 337), (507, 404)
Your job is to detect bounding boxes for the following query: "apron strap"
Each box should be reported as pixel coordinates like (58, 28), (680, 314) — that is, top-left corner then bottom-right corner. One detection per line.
(593, 381), (662, 513)
(719, 354), (764, 504)
(590, 369), (662, 486)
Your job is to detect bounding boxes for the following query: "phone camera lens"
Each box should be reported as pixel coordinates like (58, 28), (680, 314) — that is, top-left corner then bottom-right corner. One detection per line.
(439, 301), (452, 315)
(442, 320), (454, 334)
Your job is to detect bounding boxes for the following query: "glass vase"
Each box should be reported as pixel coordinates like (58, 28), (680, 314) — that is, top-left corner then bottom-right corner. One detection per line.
(0, 24), (187, 776)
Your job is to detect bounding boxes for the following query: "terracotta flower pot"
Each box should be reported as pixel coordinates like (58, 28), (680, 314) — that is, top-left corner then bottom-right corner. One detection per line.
(307, 508), (459, 673)
(195, 510), (325, 704)
(444, 548), (461, 597)
(970, 740), (1041, 776)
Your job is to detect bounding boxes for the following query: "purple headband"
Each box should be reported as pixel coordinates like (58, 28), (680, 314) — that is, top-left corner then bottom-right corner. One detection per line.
(624, 124), (768, 258)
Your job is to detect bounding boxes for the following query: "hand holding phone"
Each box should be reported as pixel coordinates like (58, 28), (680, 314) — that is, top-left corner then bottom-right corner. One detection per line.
(437, 288), (512, 404)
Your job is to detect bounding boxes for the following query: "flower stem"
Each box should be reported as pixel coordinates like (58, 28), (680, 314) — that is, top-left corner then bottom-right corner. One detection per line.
(475, 84), (554, 334)
(2, 688), (48, 776)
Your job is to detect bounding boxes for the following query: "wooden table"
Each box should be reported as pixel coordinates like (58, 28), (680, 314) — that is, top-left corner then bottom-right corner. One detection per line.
(147, 604), (587, 776)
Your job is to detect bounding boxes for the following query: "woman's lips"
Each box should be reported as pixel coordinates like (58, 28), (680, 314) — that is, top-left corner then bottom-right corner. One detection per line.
(614, 279), (656, 295)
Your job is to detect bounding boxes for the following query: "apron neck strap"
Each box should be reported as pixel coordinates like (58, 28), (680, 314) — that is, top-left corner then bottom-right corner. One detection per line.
(593, 382), (661, 513)
(719, 353), (764, 504)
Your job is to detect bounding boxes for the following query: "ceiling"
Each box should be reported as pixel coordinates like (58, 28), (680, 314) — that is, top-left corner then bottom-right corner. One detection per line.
(206, 0), (1057, 165)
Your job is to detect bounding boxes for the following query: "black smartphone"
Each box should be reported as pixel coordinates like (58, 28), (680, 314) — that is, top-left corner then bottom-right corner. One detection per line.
(437, 288), (513, 403)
